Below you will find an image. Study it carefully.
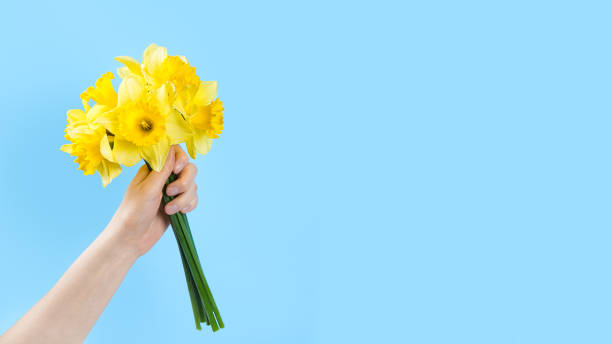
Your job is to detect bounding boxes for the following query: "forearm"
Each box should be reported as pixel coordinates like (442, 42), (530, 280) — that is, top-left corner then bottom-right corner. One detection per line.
(1, 223), (138, 344)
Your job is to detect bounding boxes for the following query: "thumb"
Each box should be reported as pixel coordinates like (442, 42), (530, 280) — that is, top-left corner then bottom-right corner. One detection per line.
(143, 146), (176, 190)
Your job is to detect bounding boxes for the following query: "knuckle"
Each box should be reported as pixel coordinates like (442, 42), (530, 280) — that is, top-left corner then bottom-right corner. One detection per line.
(179, 180), (189, 191)
(171, 180), (185, 192)
(185, 199), (195, 212)
(189, 163), (197, 174)
(178, 156), (189, 167)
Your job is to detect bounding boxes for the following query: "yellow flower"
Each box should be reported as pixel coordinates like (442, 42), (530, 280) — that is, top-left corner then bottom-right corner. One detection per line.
(190, 98), (224, 139)
(105, 76), (191, 171)
(183, 81), (224, 159)
(116, 100), (167, 146)
(61, 72), (122, 186)
(115, 44), (201, 113)
(61, 114), (121, 187)
(140, 44), (199, 88)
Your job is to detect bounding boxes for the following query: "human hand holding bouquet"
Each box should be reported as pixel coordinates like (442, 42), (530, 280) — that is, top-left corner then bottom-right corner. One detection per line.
(108, 145), (194, 256)
(61, 44), (224, 331)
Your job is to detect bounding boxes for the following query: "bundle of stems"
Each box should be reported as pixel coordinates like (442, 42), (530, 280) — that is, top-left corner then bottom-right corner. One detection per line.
(146, 162), (223, 331)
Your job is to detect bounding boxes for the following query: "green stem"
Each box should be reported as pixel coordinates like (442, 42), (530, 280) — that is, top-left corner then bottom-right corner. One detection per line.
(164, 181), (212, 327)
(178, 245), (202, 330)
(145, 161), (222, 331)
(176, 212), (224, 327)
(171, 211), (218, 330)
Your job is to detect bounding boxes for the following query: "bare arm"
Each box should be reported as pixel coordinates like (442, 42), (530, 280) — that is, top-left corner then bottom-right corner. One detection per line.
(0, 145), (198, 344)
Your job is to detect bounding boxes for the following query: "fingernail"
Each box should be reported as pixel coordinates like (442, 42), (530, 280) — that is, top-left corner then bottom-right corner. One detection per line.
(166, 187), (177, 196)
(167, 204), (178, 214)
(181, 206), (190, 213)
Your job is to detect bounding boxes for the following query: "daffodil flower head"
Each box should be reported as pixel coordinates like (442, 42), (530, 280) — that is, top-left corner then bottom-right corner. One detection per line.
(115, 44), (201, 108)
(62, 74), (122, 186)
(116, 99), (167, 147)
(62, 125), (105, 175)
(61, 122), (121, 186)
(105, 76), (190, 171)
(183, 81), (224, 158)
(188, 98), (224, 139)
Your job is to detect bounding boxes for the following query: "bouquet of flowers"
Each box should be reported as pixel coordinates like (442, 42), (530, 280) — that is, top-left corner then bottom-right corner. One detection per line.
(60, 44), (224, 331)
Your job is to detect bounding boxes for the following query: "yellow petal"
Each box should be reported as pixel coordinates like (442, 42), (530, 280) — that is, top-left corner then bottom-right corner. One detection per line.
(166, 109), (192, 145)
(65, 121), (91, 139)
(60, 143), (73, 154)
(193, 130), (213, 156)
(95, 107), (118, 134)
(193, 81), (218, 106)
(154, 83), (173, 115)
(67, 109), (86, 124)
(117, 66), (138, 80)
(98, 160), (122, 187)
(139, 138), (170, 171)
(85, 104), (106, 123)
(186, 138), (197, 159)
(113, 138), (141, 166)
(100, 135), (114, 162)
(142, 44), (168, 81)
(118, 77), (145, 105)
(115, 56), (143, 77)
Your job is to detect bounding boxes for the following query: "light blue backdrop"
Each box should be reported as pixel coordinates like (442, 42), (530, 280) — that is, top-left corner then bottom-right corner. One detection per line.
(1, 0), (611, 343)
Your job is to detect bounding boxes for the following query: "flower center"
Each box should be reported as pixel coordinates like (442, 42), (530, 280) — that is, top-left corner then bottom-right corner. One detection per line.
(116, 100), (166, 146)
(140, 118), (153, 131)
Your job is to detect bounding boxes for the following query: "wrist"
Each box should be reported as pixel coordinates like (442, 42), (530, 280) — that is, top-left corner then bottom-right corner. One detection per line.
(101, 220), (141, 263)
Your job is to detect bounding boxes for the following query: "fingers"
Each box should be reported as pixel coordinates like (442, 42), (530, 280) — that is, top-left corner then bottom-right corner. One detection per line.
(164, 148), (198, 214)
(143, 147), (176, 189)
(165, 183), (198, 215)
(166, 163), (197, 196)
(134, 145), (186, 188)
(173, 145), (190, 175)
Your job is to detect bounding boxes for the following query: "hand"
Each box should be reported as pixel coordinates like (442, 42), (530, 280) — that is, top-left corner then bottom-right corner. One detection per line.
(108, 145), (199, 257)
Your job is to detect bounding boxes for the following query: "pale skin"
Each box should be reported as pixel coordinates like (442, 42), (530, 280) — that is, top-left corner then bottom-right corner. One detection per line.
(0, 145), (199, 344)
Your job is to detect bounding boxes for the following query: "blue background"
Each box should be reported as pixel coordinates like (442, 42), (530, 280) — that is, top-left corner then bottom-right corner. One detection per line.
(0, 0), (611, 343)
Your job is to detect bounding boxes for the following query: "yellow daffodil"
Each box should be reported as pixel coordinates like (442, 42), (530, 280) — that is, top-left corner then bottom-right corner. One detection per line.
(61, 111), (121, 187)
(61, 72), (122, 186)
(180, 81), (224, 158)
(140, 44), (200, 91)
(115, 44), (201, 114)
(103, 76), (191, 171)
(64, 72), (118, 135)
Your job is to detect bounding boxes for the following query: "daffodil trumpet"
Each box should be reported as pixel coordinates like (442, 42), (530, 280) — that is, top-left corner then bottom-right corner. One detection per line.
(61, 44), (225, 332)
